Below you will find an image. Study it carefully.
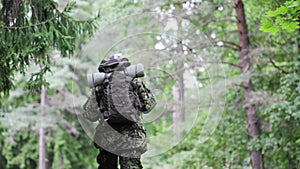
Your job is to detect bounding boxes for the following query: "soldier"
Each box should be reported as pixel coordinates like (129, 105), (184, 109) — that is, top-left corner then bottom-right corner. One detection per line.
(83, 54), (156, 169)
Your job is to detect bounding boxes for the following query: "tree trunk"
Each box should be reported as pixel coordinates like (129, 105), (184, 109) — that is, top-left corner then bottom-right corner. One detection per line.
(178, 69), (185, 123)
(172, 18), (185, 139)
(1, 0), (23, 26)
(172, 70), (185, 139)
(39, 128), (46, 169)
(233, 0), (264, 169)
(39, 85), (47, 169)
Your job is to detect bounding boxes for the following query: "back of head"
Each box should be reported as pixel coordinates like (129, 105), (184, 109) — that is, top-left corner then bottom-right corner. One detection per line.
(98, 53), (131, 73)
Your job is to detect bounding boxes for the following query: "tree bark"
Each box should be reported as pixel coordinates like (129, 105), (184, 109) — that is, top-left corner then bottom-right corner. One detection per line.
(39, 85), (47, 169)
(172, 18), (185, 139)
(178, 68), (185, 123)
(39, 128), (46, 169)
(172, 70), (185, 139)
(233, 0), (264, 169)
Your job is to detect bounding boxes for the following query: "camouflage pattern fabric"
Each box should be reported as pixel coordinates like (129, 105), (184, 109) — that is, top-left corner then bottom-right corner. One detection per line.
(83, 70), (155, 168)
(94, 122), (146, 169)
(119, 156), (143, 169)
(83, 78), (156, 123)
(82, 88), (101, 122)
(93, 121), (147, 158)
(96, 148), (118, 169)
(96, 148), (143, 169)
(131, 79), (156, 114)
(105, 71), (141, 123)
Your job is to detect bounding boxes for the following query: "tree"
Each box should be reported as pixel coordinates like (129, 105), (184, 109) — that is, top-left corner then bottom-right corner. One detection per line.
(0, 56), (99, 169)
(234, 0), (264, 168)
(0, 0), (98, 168)
(137, 0), (300, 168)
(1, 0), (299, 168)
(0, 0), (97, 96)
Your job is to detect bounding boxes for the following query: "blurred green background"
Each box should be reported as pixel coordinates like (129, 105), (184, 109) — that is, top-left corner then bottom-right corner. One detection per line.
(0, 0), (299, 168)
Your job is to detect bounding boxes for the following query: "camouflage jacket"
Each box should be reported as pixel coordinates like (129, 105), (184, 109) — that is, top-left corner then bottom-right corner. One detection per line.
(83, 78), (156, 122)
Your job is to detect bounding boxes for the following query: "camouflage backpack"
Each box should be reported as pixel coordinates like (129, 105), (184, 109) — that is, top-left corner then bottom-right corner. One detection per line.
(83, 55), (156, 123)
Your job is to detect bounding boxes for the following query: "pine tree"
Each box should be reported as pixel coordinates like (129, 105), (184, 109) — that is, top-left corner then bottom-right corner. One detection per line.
(0, 0), (97, 96)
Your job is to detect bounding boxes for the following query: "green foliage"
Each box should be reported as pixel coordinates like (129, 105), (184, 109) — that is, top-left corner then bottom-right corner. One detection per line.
(260, 19), (280, 34)
(1, 0), (300, 168)
(146, 88), (250, 169)
(260, 0), (300, 34)
(2, 130), (38, 169)
(0, 50), (99, 167)
(143, 0), (300, 168)
(50, 118), (98, 169)
(260, 59), (300, 168)
(0, 0), (97, 96)
(0, 0), (99, 166)
(0, 124), (7, 168)
(0, 112), (98, 169)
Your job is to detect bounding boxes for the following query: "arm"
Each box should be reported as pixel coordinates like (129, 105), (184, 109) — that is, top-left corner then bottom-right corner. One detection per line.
(131, 78), (157, 114)
(82, 87), (102, 122)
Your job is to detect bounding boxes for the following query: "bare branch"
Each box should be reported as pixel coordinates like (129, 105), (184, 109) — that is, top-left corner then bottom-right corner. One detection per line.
(266, 57), (289, 74)
(205, 60), (242, 69)
(219, 40), (241, 50)
(57, 112), (81, 138)
(190, 40), (240, 51)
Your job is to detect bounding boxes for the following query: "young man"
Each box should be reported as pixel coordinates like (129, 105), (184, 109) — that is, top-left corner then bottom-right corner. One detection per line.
(83, 54), (156, 169)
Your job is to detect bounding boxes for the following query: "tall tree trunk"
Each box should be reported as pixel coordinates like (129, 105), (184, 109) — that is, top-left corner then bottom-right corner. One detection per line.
(178, 68), (185, 123)
(39, 85), (47, 169)
(233, 0), (264, 169)
(39, 128), (46, 169)
(177, 19), (185, 125)
(172, 69), (185, 139)
(172, 18), (185, 139)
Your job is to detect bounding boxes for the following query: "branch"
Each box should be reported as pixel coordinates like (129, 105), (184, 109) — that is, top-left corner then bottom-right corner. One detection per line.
(205, 60), (242, 69)
(190, 40), (240, 51)
(166, 1), (189, 6)
(57, 112), (81, 138)
(232, 82), (244, 88)
(200, 17), (236, 27)
(163, 0), (233, 8)
(266, 56), (289, 74)
(246, 47), (289, 74)
(218, 40), (241, 50)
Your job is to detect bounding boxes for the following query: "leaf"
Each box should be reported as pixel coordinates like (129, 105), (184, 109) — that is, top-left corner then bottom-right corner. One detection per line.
(260, 19), (279, 34)
(296, 139), (300, 145)
(286, 0), (300, 8)
(65, 0), (77, 12)
(267, 6), (288, 17)
(275, 17), (285, 25)
(281, 21), (299, 31)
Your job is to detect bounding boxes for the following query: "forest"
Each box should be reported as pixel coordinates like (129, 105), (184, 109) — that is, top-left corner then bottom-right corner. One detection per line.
(0, 0), (299, 169)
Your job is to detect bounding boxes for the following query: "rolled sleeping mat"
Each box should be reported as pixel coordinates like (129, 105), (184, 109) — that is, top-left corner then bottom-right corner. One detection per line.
(87, 63), (145, 88)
